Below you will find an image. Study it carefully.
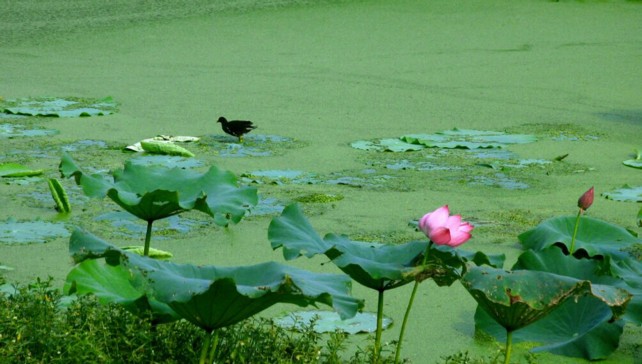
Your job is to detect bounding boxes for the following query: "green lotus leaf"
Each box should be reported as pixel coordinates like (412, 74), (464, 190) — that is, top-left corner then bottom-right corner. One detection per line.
(324, 234), (427, 290)
(1, 96), (118, 117)
(65, 258), (178, 323)
(623, 159), (642, 169)
(0, 163), (43, 177)
(60, 153), (257, 225)
(514, 247), (642, 326)
(518, 215), (642, 259)
(474, 296), (624, 360)
(462, 265), (631, 333)
(269, 204), (503, 290)
(66, 228), (363, 332)
(623, 149), (642, 169)
(602, 185), (642, 202)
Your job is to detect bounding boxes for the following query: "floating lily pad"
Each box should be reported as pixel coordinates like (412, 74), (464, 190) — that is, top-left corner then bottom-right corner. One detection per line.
(95, 211), (209, 238)
(1, 96), (118, 117)
(129, 155), (203, 169)
(0, 219), (69, 244)
(0, 163), (43, 177)
(0, 123), (59, 138)
(469, 173), (529, 190)
(350, 139), (424, 152)
(623, 150), (642, 169)
(248, 197), (286, 216)
(61, 140), (108, 152)
(401, 129), (537, 149)
(602, 185), (642, 202)
(274, 310), (392, 334)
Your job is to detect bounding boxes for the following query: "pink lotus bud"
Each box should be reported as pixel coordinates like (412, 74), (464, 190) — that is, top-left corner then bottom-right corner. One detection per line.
(418, 205), (474, 247)
(577, 187), (594, 211)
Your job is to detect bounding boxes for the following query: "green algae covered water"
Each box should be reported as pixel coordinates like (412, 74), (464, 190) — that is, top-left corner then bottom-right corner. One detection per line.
(1, 0), (641, 362)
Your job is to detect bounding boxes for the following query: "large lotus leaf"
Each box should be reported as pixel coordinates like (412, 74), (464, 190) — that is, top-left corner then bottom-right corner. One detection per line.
(60, 153), (257, 225)
(513, 247), (642, 325)
(461, 265), (631, 332)
(602, 256), (642, 325)
(407, 243), (506, 287)
(67, 228), (363, 332)
(324, 233), (427, 290)
(401, 129), (536, 149)
(518, 215), (642, 259)
(602, 185), (642, 202)
(269, 204), (426, 290)
(147, 260), (363, 331)
(65, 258), (178, 323)
(474, 296), (625, 360)
(268, 204), (502, 291)
(268, 204), (330, 260)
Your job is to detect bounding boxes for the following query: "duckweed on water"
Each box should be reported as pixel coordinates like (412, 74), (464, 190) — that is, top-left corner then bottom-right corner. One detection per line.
(294, 193), (344, 203)
(200, 134), (303, 158)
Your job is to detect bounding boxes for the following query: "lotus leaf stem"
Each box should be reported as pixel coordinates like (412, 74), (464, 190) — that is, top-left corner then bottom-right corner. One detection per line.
(198, 330), (219, 364)
(394, 241), (433, 364)
(143, 221), (154, 257)
(569, 209), (582, 254)
(504, 330), (513, 364)
(374, 289), (385, 364)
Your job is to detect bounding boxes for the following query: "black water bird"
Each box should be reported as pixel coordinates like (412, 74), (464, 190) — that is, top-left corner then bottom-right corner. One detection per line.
(217, 116), (257, 142)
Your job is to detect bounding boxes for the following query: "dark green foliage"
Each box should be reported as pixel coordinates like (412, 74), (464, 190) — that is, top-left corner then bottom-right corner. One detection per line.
(0, 278), (390, 363)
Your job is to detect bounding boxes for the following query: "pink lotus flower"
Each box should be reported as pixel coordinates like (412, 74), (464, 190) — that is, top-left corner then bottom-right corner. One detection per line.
(418, 205), (474, 247)
(577, 186), (594, 212)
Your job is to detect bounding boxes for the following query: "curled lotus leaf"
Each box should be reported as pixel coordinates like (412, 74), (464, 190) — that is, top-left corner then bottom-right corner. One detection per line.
(65, 229), (363, 331)
(0, 163), (43, 177)
(140, 139), (195, 157)
(462, 265), (631, 333)
(59, 153), (257, 226)
(602, 185), (642, 202)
